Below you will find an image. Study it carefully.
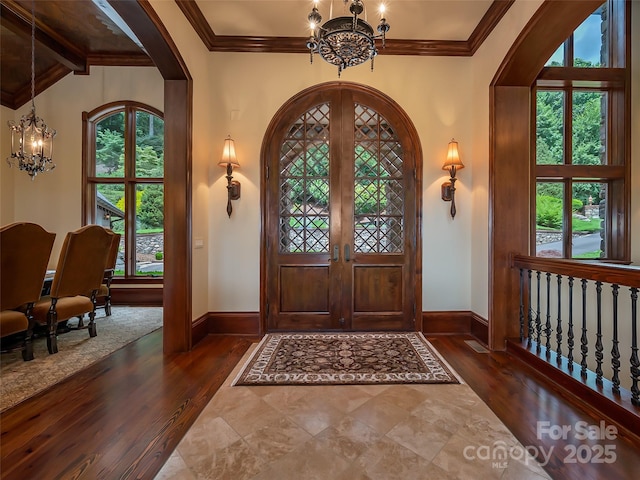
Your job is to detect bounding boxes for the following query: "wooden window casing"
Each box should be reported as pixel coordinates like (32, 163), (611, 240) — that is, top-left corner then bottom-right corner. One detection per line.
(82, 101), (165, 280)
(532, 0), (630, 261)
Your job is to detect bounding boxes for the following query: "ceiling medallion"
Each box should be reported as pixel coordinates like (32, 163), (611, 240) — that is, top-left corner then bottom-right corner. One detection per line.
(306, 0), (390, 76)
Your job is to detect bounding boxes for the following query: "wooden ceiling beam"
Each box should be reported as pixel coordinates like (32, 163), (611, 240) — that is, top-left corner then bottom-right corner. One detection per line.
(0, 1), (86, 72)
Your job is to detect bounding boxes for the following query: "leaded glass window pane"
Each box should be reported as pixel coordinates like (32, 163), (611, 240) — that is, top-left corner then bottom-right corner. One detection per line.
(354, 104), (404, 253)
(279, 103), (330, 253)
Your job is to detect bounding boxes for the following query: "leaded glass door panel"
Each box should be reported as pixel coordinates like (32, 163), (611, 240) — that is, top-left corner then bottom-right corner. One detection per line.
(263, 85), (418, 332)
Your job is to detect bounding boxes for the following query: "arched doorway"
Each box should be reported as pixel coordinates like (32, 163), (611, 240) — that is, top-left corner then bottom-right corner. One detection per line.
(261, 82), (422, 332)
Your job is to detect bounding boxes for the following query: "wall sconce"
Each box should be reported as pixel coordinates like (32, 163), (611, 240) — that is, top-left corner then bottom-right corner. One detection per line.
(441, 138), (465, 219)
(218, 135), (241, 217)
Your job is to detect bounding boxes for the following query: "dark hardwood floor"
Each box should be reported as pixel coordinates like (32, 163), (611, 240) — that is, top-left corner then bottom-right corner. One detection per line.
(1, 331), (638, 479)
(0, 330), (257, 480)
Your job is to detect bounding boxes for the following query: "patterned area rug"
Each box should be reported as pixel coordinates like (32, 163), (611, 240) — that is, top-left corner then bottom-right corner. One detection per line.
(0, 306), (162, 412)
(233, 332), (460, 386)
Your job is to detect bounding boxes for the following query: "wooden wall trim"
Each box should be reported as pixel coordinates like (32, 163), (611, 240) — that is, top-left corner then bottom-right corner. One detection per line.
(421, 311), (488, 347)
(489, 85), (531, 351)
(422, 311), (471, 335)
(192, 311), (489, 345)
(467, 0), (515, 54)
(191, 313), (209, 345)
(202, 312), (261, 337)
(162, 79), (193, 353)
(110, 287), (163, 306)
(470, 312), (489, 346)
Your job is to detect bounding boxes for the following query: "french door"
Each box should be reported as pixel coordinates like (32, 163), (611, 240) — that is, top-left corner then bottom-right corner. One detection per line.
(262, 83), (420, 332)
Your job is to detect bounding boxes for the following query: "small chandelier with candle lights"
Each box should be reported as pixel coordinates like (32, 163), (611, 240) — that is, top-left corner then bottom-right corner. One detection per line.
(7, 0), (56, 180)
(306, 0), (390, 77)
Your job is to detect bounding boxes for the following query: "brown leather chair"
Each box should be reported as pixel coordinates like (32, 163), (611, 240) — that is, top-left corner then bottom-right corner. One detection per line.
(95, 232), (121, 316)
(31, 225), (114, 354)
(0, 222), (56, 361)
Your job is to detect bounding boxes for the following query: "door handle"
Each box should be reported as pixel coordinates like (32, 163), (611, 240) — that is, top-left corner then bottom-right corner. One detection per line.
(344, 244), (350, 262)
(333, 245), (339, 262)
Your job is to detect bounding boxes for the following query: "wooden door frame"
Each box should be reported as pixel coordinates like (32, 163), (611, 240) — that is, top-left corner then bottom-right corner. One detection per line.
(260, 81), (423, 334)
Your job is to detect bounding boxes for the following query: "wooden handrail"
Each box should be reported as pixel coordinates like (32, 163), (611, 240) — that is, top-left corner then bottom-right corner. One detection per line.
(511, 254), (640, 288)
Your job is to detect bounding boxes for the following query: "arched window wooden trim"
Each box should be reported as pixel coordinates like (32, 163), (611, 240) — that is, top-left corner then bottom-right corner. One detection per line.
(488, 0), (627, 350)
(82, 101), (165, 281)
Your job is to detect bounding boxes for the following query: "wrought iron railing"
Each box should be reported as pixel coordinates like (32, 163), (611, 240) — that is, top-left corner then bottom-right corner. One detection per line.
(511, 255), (640, 408)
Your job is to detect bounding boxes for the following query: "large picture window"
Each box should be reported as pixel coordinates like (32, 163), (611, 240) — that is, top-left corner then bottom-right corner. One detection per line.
(533, 0), (629, 260)
(83, 102), (164, 278)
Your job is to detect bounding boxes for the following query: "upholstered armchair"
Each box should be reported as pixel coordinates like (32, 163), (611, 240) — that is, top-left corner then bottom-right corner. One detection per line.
(0, 222), (56, 361)
(31, 225), (114, 354)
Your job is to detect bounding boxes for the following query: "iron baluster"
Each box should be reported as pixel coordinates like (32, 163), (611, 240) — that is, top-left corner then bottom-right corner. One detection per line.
(630, 287), (639, 406)
(611, 284), (620, 394)
(567, 277), (574, 370)
(556, 274), (563, 364)
(595, 281), (603, 386)
(580, 279), (588, 378)
(536, 271), (542, 352)
(527, 269), (533, 348)
(545, 272), (552, 359)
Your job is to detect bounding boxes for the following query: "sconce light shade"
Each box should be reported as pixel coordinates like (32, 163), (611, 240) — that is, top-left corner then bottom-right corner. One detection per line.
(441, 138), (464, 219)
(218, 136), (240, 169)
(442, 138), (464, 174)
(219, 135), (241, 217)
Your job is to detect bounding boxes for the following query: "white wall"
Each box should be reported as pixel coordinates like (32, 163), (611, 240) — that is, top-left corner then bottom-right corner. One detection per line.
(469, 0), (544, 320)
(201, 0), (550, 314)
(148, 0), (213, 320)
(0, 67), (163, 267)
(150, 0), (551, 315)
(0, 105), (16, 226)
(203, 52), (476, 312)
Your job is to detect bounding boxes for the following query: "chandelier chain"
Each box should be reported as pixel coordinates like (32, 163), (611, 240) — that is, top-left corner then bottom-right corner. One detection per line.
(31, 0), (35, 111)
(5, 0), (56, 180)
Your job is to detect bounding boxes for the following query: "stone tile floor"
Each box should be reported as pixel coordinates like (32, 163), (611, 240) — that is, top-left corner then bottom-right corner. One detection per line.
(154, 346), (551, 480)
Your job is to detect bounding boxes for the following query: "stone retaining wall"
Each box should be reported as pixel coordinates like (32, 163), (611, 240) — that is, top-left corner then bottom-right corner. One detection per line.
(114, 233), (163, 264)
(137, 233), (164, 255)
(536, 232), (563, 245)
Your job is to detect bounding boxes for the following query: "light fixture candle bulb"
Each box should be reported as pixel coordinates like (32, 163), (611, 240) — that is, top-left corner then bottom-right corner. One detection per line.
(379, 4), (386, 18)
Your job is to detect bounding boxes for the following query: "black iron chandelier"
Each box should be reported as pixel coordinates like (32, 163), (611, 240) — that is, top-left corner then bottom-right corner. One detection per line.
(7, 0), (56, 180)
(306, 0), (390, 76)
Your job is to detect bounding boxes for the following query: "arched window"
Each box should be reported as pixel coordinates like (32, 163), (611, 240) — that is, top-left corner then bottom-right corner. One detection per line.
(83, 101), (164, 278)
(533, 0), (629, 260)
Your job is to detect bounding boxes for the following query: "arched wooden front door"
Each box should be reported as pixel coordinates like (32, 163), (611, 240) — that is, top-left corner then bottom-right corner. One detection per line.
(261, 82), (422, 332)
